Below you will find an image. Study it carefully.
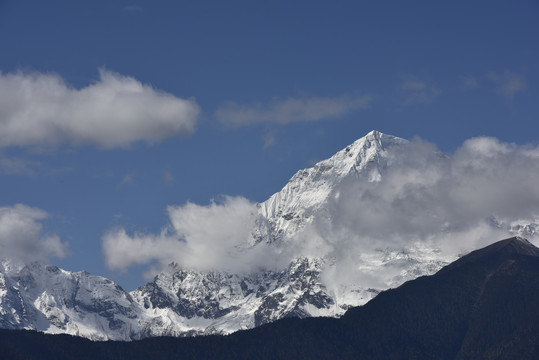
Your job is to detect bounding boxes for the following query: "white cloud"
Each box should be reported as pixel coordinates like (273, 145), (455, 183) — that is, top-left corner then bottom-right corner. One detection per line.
(0, 69), (199, 149)
(215, 94), (372, 126)
(102, 196), (275, 273)
(0, 204), (67, 263)
(399, 75), (440, 104)
(486, 71), (527, 101)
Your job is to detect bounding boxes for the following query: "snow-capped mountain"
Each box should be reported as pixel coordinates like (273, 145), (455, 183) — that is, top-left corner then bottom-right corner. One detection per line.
(132, 257), (338, 338)
(0, 260), (142, 340)
(1, 130), (537, 340)
(132, 130), (449, 337)
(255, 130), (407, 245)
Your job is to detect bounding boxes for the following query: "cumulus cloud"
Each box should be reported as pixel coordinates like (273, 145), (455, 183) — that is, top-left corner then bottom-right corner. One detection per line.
(399, 75), (440, 104)
(486, 71), (527, 101)
(0, 69), (199, 149)
(102, 196), (275, 273)
(102, 136), (539, 278)
(215, 94), (372, 126)
(0, 204), (67, 263)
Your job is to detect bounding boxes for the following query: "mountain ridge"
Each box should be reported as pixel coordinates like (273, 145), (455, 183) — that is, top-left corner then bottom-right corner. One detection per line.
(1, 236), (538, 359)
(439, 236), (539, 275)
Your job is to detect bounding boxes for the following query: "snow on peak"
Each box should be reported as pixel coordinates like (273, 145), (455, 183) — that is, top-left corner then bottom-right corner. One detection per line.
(256, 131), (407, 243)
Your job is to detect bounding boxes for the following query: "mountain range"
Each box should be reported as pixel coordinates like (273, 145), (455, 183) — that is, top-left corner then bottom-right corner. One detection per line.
(1, 236), (538, 359)
(0, 130), (537, 341)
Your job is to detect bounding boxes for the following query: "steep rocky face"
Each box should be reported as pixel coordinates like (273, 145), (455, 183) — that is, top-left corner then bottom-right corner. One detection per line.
(130, 257), (340, 336)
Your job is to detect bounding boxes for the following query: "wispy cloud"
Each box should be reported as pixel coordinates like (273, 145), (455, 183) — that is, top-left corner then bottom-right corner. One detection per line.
(163, 170), (174, 184)
(0, 154), (73, 177)
(263, 130), (276, 148)
(0, 204), (67, 263)
(0, 69), (199, 150)
(399, 75), (440, 105)
(120, 173), (135, 185)
(459, 75), (479, 89)
(486, 71), (527, 102)
(215, 94), (372, 126)
(0, 155), (40, 176)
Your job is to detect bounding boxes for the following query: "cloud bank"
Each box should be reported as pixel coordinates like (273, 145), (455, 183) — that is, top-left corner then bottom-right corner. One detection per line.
(318, 137), (539, 255)
(102, 136), (539, 277)
(0, 204), (67, 263)
(0, 69), (199, 149)
(215, 95), (372, 126)
(102, 196), (274, 273)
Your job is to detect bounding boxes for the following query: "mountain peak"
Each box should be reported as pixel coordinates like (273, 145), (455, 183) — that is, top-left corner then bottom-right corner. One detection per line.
(342, 130), (407, 166)
(465, 236), (539, 259)
(493, 236), (539, 257)
(440, 237), (539, 275)
(257, 131), (408, 242)
(365, 129), (383, 139)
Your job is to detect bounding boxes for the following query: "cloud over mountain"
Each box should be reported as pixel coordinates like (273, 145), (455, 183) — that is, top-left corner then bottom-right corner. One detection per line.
(101, 196), (272, 273)
(317, 137), (539, 257)
(0, 69), (199, 149)
(101, 134), (539, 276)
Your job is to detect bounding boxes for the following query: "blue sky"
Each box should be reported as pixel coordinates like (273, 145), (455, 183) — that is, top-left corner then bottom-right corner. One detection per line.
(0, 0), (538, 289)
